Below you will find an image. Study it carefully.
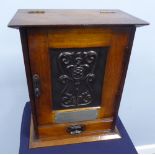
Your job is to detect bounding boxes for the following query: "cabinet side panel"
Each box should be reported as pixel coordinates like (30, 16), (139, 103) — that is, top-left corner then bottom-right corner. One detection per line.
(112, 26), (136, 129)
(19, 28), (38, 137)
(99, 27), (135, 119)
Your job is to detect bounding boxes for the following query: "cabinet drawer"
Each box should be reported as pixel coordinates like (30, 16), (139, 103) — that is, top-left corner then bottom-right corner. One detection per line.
(38, 118), (113, 139)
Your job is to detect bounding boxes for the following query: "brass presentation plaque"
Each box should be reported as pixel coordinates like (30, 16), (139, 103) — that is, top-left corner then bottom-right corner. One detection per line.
(55, 109), (98, 123)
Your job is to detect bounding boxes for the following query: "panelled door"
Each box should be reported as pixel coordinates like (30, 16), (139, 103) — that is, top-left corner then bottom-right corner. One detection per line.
(27, 26), (133, 129)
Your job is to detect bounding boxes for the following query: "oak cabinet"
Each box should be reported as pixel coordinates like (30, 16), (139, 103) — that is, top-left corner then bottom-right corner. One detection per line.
(8, 9), (148, 148)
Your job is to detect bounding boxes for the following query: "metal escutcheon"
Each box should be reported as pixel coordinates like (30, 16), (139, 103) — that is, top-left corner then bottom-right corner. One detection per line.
(66, 124), (85, 135)
(32, 74), (40, 98)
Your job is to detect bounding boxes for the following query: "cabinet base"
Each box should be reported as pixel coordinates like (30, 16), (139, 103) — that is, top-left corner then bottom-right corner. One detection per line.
(29, 118), (121, 148)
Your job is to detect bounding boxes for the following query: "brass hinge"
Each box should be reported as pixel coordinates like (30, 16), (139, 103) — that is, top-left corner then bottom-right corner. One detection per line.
(32, 74), (40, 98)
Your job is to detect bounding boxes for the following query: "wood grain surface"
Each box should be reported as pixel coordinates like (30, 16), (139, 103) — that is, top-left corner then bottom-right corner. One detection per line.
(8, 9), (149, 28)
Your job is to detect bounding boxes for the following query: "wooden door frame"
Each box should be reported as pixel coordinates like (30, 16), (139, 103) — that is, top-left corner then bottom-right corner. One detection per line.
(20, 26), (136, 137)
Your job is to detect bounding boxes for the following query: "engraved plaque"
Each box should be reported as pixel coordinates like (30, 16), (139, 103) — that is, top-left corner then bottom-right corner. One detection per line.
(50, 47), (108, 110)
(55, 109), (98, 123)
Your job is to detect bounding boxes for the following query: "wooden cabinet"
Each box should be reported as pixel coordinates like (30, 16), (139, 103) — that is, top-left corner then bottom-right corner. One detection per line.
(8, 9), (148, 148)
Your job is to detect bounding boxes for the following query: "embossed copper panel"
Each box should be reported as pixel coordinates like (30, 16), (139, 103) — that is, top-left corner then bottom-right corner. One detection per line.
(50, 47), (108, 110)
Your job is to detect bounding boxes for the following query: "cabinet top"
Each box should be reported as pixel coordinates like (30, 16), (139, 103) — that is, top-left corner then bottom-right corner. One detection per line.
(8, 9), (149, 28)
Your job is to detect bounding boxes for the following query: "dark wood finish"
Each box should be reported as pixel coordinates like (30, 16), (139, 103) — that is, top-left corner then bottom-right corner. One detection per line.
(19, 28), (38, 137)
(8, 9), (149, 28)
(8, 9), (148, 148)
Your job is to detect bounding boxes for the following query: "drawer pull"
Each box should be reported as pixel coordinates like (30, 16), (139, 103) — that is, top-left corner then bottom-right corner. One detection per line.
(67, 124), (85, 135)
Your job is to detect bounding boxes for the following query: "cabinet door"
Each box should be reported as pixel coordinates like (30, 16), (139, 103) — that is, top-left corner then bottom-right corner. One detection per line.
(27, 27), (134, 128)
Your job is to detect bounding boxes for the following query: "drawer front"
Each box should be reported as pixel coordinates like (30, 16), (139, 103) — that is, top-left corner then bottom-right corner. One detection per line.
(38, 118), (113, 139)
